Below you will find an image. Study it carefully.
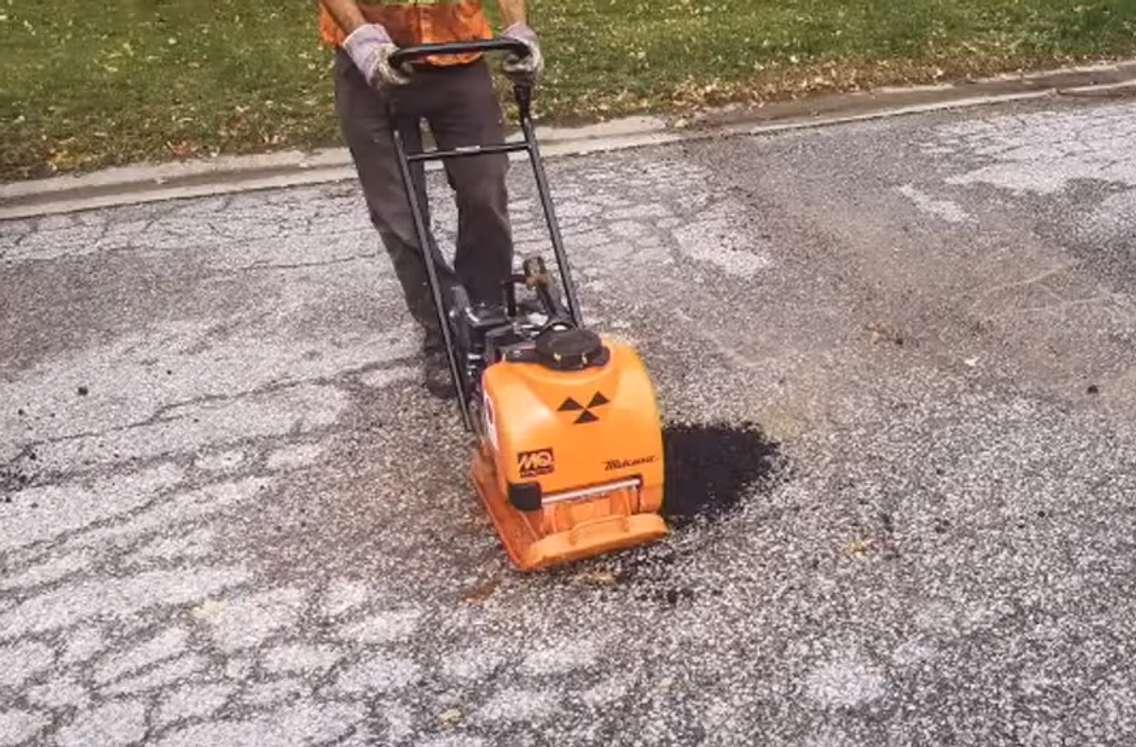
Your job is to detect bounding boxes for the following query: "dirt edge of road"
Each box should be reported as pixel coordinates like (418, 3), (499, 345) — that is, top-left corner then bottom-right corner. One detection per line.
(2, 59), (1134, 221)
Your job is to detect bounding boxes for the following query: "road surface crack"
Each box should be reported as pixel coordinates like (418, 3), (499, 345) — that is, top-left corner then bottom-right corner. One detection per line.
(230, 253), (379, 273)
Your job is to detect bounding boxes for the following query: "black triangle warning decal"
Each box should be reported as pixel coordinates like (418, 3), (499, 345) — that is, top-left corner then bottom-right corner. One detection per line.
(575, 410), (600, 424)
(558, 398), (584, 412)
(588, 392), (609, 408)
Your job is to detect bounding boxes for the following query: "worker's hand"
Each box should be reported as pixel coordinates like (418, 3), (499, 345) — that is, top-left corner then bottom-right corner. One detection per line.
(501, 22), (544, 86)
(342, 23), (410, 90)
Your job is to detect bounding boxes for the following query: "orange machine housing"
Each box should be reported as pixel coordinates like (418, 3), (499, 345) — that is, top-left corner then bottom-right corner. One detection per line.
(472, 337), (668, 571)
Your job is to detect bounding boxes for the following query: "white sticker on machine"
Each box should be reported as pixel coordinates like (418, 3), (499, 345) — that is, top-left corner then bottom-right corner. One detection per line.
(483, 392), (500, 452)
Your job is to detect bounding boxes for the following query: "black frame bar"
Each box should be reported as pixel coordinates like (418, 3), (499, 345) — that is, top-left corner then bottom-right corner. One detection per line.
(389, 38), (529, 69)
(389, 40), (584, 432)
(391, 126), (475, 430)
(405, 142), (530, 163)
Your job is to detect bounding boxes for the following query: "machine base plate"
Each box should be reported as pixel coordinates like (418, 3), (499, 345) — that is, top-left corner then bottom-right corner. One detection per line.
(471, 447), (668, 572)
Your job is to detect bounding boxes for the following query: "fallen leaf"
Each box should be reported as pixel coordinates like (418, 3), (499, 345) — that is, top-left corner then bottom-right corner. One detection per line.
(462, 576), (500, 604)
(575, 571), (617, 586)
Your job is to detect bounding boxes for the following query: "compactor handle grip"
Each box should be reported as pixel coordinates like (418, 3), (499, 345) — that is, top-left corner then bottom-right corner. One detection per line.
(388, 38), (530, 69)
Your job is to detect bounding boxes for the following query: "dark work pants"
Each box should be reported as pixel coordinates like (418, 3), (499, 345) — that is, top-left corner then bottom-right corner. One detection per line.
(333, 51), (513, 336)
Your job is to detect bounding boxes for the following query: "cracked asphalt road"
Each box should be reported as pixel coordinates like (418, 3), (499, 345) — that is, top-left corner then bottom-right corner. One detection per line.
(3, 93), (1136, 745)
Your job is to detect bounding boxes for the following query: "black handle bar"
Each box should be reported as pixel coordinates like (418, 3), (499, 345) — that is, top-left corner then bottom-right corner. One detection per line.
(389, 38), (530, 69)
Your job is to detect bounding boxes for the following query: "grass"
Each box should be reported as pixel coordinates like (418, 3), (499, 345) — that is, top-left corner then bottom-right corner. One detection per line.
(3, 0), (1136, 181)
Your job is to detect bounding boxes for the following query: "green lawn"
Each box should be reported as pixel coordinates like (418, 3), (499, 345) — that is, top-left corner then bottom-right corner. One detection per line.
(3, 1), (1136, 181)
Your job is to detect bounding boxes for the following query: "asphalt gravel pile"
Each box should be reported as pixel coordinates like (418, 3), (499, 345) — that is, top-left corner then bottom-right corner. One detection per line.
(0, 446), (38, 493)
(662, 421), (781, 526)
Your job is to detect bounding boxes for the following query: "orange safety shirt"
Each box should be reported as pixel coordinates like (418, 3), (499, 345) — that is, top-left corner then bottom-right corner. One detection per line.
(320, 1), (493, 66)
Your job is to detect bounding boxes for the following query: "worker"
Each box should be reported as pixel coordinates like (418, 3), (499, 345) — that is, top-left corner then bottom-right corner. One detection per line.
(319, 0), (542, 398)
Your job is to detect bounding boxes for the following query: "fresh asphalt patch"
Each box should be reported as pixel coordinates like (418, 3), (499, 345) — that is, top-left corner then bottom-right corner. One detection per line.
(661, 421), (783, 527)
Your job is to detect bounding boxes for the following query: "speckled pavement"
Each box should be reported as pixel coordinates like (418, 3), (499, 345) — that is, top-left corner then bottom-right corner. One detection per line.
(2, 94), (1136, 745)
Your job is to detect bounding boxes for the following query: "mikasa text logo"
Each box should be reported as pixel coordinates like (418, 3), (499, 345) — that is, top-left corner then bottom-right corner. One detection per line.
(518, 448), (555, 478)
(605, 455), (657, 471)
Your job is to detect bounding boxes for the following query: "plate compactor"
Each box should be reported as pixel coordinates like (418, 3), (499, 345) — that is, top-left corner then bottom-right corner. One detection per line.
(389, 40), (668, 571)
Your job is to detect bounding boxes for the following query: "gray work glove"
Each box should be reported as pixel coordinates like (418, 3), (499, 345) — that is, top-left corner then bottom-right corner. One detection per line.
(502, 22), (544, 85)
(342, 23), (410, 89)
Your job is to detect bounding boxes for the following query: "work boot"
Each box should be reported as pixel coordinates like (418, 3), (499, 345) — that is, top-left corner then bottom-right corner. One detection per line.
(422, 328), (456, 400)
